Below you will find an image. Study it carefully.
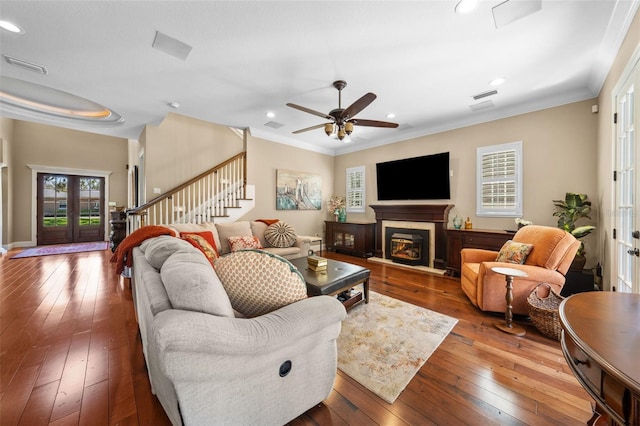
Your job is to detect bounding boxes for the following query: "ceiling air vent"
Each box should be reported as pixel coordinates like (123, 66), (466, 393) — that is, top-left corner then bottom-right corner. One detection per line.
(152, 31), (192, 61)
(472, 89), (498, 101)
(3, 55), (47, 74)
(264, 121), (284, 129)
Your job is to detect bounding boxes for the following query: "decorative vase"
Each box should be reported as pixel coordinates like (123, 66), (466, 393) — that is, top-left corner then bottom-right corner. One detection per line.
(338, 208), (347, 222)
(334, 210), (339, 221)
(464, 217), (473, 229)
(453, 216), (463, 229)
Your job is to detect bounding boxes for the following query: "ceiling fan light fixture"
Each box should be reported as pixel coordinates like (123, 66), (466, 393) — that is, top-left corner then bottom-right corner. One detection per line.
(287, 80), (398, 142)
(344, 122), (354, 135)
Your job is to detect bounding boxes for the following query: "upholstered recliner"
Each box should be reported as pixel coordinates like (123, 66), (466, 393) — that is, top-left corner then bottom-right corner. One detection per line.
(460, 225), (580, 315)
(131, 236), (346, 425)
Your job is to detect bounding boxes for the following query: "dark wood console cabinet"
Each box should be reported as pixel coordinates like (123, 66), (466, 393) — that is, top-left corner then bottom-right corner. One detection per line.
(325, 221), (376, 258)
(446, 228), (516, 276)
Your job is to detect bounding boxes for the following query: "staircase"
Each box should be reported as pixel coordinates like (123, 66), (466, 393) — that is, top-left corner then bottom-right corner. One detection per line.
(125, 152), (254, 233)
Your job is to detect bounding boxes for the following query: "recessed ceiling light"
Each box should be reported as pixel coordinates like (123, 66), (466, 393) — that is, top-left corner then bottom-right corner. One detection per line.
(455, 0), (478, 14)
(168, 102), (180, 109)
(489, 77), (507, 86)
(0, 20), (25, 34)
(386, 113), (396, 119)
(265, 111), (275, 118)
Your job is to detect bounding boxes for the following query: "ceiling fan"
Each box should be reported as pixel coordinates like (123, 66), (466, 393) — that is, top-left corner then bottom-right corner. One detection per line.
(286, 80), (398, 141)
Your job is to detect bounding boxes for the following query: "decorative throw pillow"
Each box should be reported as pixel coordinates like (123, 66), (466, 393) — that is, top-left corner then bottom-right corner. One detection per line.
(264, 221), (297, 248)
(214, 249), (307, 317)
(181, 231), (219, 255)
(161, 251), (234, 317)
(496, 240), (533, 264)
(228, 235), (263, 252)
(182, 233), (219, 266)
(215, 221), (253, 255)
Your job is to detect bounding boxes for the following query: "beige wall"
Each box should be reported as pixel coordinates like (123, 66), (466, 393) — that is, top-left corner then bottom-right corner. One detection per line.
(9, 120), (128, 245)
(243, 134), (334, 237)
(141, 113), (244, 203)
(1, 118), (14, 247)
(335, 99), (599, 266)
(597, 11), (640, 290)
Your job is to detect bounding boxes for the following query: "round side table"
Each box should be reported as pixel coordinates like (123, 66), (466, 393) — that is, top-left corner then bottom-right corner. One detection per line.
(491, 266), (529, 337)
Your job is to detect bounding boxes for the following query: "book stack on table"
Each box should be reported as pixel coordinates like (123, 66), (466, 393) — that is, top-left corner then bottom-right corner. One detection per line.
(307, 255), (327, 272)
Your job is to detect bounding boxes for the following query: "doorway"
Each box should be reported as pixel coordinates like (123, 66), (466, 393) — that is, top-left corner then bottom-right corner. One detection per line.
(37, 173), (105, 245)
(614, 54), (640, 294)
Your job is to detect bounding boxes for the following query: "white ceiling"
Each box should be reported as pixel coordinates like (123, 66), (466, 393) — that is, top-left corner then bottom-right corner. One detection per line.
(1, 1), (638, 156)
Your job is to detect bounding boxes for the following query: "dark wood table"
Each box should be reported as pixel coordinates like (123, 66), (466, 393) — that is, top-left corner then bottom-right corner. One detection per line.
(289, 257), (370, 311)
(559, 292), (640, 425)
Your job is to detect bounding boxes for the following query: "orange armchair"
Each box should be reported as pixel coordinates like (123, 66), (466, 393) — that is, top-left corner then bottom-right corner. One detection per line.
(460, 225), (580, 315)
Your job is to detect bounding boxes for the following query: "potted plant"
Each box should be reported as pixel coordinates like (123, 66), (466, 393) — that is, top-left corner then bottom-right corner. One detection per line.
(552, 192), (596, 270)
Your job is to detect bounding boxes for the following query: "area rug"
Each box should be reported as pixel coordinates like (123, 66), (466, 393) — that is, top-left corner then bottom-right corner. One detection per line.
(11, 241), (109, 259)
(337, 291), (458, 404)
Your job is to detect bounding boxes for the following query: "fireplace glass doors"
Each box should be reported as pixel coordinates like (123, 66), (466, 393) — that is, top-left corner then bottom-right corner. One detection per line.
(384, 227), (430, 267)
(390, 233), (423, 265)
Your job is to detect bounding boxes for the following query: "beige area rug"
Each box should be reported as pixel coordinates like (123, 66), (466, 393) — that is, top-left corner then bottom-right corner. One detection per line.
(337, 291), (458, 404)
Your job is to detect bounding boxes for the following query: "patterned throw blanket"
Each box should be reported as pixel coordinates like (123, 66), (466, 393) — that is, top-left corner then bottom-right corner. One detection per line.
(110, 225), (175, 274)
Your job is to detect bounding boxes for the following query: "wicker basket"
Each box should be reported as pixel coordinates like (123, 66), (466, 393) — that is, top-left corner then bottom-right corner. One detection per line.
(527, 284), (564, 341)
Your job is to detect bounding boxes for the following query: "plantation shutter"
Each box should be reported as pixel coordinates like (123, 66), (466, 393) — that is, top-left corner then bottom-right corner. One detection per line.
(476, 141), (522, 217)
(346, 166), (365, 213)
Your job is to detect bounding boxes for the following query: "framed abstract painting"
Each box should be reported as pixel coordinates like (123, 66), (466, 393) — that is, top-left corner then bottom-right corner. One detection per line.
(276, 169), (322, 210)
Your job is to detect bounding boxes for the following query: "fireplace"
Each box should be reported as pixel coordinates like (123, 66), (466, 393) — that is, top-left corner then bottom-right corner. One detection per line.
(385, 227), (430, 266)
(370, 204), (453, 270)
(389, 233), (428, 266)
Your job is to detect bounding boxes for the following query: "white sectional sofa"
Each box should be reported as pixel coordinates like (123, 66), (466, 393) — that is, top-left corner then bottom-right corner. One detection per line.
(165, 220), (313, 260)
(131, 235), (346, 425)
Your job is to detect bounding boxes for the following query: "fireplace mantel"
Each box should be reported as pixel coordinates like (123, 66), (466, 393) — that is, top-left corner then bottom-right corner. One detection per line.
(369, 204), (453, 269)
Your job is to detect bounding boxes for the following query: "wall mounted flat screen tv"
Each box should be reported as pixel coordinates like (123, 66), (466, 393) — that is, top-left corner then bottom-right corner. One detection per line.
(376, 152), (450, 200)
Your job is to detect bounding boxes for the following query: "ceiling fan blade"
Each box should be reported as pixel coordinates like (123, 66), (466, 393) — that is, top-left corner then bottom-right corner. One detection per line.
(352, 119), (399, 128)
(286, 103), (333, 120)
(342, 92), (377, 119)
(292, 123), (327, 134)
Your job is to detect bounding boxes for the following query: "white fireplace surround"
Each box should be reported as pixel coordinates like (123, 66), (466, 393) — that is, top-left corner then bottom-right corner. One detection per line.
(369, 220), (445, 275)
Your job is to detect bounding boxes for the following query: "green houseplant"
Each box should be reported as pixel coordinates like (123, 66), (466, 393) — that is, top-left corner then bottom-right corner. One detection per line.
(552, 192), (596, 269)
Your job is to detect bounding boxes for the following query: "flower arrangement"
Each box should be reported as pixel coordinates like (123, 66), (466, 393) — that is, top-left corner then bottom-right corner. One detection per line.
(515, 218), (533, 228)
(327, 195), (345, 214)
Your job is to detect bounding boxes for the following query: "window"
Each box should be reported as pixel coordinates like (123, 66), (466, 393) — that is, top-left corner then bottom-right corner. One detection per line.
(476, 141), (522, 217)
(346, 166), (365, 213)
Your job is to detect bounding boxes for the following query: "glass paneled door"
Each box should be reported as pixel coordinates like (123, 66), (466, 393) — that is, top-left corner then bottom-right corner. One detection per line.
(37, 173), (105, 245)
(615, 59), (640, 294)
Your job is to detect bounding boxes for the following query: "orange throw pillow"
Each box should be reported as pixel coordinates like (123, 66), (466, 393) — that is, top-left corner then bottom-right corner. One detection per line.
(182, 233), (219, 266)
(181, 231), (219, 256)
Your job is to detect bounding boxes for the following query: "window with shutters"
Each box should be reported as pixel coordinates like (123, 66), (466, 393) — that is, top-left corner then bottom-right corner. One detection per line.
(346, 166), (365, 213)
(476, 141), (522, 217)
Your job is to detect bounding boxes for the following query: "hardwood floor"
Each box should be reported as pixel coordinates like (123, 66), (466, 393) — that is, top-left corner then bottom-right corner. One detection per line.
(0, 248), (594, 425)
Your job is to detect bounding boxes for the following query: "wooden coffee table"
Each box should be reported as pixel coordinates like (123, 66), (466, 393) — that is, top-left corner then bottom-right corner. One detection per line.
(289, 257), (370, 311)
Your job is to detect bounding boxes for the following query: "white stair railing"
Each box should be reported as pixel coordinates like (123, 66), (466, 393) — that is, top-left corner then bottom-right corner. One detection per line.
(126, 152), (247, 233)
